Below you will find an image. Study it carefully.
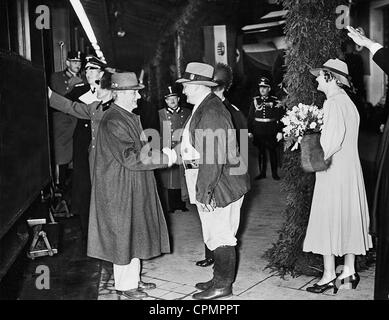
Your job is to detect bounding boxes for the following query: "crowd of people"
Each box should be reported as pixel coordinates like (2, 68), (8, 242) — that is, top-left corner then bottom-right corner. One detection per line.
(45, 25), (389, 300)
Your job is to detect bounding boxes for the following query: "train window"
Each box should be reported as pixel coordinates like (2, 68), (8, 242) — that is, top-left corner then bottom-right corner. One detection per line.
(0, 0), (32, 60)
(0, 0), (11, 51)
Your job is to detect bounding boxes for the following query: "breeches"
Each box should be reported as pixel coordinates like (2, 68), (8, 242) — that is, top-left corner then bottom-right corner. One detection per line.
(197, 196), (244, 251)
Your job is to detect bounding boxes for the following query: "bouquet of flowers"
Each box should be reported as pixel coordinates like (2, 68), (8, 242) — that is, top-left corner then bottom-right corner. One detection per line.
(281, 103), (324, 151)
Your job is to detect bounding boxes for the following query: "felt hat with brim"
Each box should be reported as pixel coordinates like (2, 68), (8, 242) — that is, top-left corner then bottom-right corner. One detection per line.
(111, 72), (145, 90)
(310, 58), (350, 87)
(176, 62), (218, 87)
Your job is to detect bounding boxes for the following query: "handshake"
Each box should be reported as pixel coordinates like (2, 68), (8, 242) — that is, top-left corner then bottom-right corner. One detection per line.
(162, 147), (178, 167)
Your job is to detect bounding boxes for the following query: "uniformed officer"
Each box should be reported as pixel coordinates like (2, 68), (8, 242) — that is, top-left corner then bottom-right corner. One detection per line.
(50, 50), (85, 191)
(65, 55), (106, 238)
(248, 77), (284, 180)
(157, 85), (191, 213)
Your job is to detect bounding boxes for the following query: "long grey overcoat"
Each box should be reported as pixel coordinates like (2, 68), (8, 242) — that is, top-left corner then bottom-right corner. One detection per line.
(87, 104), (170, 265)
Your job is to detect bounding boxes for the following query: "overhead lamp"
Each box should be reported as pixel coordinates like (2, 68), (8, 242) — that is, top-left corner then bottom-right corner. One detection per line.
(69, 0), (106, 61)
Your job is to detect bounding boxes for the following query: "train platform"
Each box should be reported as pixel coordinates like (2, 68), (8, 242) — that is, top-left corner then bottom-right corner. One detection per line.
(16, 131), (380, 300)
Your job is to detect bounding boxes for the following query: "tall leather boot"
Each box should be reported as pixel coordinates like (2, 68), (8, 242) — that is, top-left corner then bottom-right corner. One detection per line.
(193, 246), (235, 300)
(196, 245), (214, 267)
(256, 144), (267, 179)
(57, 164), (68, 192)
(269, 145), (280, 180)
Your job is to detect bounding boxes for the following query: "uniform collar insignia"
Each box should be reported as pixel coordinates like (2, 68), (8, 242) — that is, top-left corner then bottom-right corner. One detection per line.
(65, 69), (78, 79)
(167, 107), (181, 114)
(97, 98), (114, 111)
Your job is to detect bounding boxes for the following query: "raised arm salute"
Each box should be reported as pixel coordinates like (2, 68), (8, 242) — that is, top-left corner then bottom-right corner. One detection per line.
(347, 25), (389, 300)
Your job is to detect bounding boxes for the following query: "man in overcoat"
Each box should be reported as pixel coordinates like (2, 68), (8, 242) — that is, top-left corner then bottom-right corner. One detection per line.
(48, 69), (113, 242)
(166, 62), (250, 299)
(347, 25), (389, 300)
(87, 72), (171, 299)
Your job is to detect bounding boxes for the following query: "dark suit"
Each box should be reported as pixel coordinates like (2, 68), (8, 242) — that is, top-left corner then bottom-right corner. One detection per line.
(371, 47), (389, 300)
(223, 99), (248, 148)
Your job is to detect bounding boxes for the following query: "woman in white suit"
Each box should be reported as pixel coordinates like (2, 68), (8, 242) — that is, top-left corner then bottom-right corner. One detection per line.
(303, 59), (372, 294)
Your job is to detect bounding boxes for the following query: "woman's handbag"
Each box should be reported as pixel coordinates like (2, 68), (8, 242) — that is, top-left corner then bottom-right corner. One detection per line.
(300, 132), (331, 172)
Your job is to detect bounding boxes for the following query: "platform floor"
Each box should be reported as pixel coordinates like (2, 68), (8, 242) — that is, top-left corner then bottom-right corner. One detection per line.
(16, 132), (380, 300)
(98, 133), (378, 300)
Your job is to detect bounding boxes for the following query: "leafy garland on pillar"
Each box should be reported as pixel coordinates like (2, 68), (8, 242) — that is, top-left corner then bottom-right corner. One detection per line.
(149, 0), (204, 106)
(148, 0), (239, 105)
(264, 0), (351, 277)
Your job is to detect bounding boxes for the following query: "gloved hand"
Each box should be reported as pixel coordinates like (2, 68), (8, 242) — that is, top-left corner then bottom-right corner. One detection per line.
(162, 147), (177, 167)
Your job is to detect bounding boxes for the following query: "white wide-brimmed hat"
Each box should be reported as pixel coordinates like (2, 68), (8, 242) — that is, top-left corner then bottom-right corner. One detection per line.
(176, 62), (218, 87)
(310, 58), (350, 87)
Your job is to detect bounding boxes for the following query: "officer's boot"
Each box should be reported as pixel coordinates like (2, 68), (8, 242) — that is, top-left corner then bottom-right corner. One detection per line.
(169, 189), (188, 212)
(270, 147), (280, 180)
(256, 145), (266, 180)
(193, 246), (235, 300)
(260, 148), (267, 179)
(56, 164), (68, 193)
(196, 244), (214, 268)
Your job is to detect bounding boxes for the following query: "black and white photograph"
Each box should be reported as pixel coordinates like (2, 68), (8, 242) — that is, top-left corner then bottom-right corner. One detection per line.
(0, 0), (388, 309)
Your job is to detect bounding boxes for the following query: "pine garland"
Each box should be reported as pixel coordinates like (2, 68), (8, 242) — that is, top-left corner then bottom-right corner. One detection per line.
(264, 0), (349, 277)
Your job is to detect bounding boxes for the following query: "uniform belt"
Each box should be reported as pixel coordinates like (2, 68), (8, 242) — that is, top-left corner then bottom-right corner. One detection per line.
(254, 118), (276, 122)
(183, 159), (199, 170)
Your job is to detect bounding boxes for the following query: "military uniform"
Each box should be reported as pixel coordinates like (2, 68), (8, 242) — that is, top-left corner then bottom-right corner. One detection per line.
(50, 69), (83, 165)
(65, 82), (93, 235)
(248, 79), (284, 179)
(157, 86), (191, 213)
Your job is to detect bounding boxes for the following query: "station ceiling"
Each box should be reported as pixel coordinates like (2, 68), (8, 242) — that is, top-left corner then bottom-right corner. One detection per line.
(81, 0), (190, 71)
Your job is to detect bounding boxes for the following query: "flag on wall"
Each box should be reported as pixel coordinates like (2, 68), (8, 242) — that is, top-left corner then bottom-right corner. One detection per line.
(203, 25), (236, 66)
